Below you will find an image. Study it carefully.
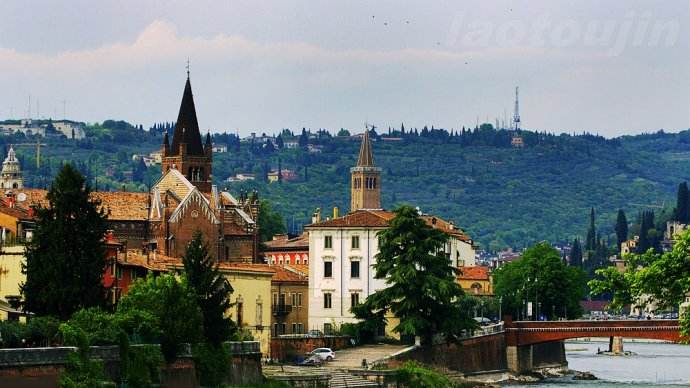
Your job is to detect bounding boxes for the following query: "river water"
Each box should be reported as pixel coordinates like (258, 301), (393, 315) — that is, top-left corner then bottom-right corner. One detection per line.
(523, 341), (690, 387)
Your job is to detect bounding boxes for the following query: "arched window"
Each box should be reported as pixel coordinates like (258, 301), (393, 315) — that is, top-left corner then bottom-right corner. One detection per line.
(471, 282), (482, 294)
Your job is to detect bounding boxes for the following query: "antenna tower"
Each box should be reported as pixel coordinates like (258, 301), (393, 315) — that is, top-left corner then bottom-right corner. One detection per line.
(513, 86), (521, 131)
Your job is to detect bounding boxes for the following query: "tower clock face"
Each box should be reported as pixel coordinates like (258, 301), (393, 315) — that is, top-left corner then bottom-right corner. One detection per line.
(191, 210), (199, 218)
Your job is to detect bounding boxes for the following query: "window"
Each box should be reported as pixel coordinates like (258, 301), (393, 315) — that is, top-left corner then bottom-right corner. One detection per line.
(296, 256), (301, 264)
(324, 261), (333, 278)
(324, 235), (333, 249)
(351, 292), (360, 308)
(292, 323), (296, 333)
(297, 293), (303, 307)
(116, 266), (123, 280)
(281, 323), (286, 335)
(292, 293), (297, 307)
(324, 323), (333, 335)
(237, 301), (243, 326)
(256, 302), (263, 326)
(351, 260), (360, 278)
(273, 292), (278, 306)
(273, 323), (278, 337)
(324, 293), (332, 309)
(351, 235), (360, 249)
(297, 323), (304, 334)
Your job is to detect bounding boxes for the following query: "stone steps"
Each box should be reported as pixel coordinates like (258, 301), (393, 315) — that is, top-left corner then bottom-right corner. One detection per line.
(328, 370), (379, 388)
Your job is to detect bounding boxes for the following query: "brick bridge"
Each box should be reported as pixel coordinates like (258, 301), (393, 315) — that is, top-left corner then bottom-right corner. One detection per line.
(503, 317), (687, 373)
(505, 317), (686, 346)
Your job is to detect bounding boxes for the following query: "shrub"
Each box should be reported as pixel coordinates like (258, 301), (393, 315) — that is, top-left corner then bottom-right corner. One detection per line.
(395, 361), (454, 388)
(192, 342), (229, 387)
(26, 316), (60, 347)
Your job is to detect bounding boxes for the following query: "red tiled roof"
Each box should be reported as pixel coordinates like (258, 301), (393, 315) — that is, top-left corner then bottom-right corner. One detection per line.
(16, 189), (149, 221)
(457, 266), (490, 281)
(215, 263), (276, 274)
(117, 251), (169, 272)
(263, 233), (309, 251)
(286, 264), (309, 276)
(271, 265), (308, 283)
(307, 209), (473, 242)
(0, 204), (34, 221)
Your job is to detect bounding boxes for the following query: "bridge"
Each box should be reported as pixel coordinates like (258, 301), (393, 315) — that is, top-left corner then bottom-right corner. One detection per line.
(503, 317), (687, 373)
(505, 317), (686, 346)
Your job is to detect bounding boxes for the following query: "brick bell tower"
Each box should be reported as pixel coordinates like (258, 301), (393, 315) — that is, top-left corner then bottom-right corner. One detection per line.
(350, 127), (382, 211)
(161, 72), (213, 192)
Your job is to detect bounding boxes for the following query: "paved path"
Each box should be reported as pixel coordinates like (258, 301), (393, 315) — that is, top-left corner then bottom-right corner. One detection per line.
(324, 343), (409, 369)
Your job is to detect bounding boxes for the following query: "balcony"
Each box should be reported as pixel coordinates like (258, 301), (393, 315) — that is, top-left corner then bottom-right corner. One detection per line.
(272, 303), (293, 316)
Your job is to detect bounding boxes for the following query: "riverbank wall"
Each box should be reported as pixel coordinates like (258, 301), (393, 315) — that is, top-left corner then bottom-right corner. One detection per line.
(0, 341), (262, 387)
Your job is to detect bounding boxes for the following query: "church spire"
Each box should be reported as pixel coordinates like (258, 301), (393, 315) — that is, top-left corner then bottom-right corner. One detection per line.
(169, 76), (204, 156)
(356, 128), (375, 167)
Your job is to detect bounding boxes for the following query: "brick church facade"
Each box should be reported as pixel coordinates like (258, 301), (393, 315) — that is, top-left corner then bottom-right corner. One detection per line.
(15, 75), (260, 263)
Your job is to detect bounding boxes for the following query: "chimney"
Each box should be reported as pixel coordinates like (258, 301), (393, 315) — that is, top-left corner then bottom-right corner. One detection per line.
(333, 207), (339, 219)
(312, 208), (321, 224)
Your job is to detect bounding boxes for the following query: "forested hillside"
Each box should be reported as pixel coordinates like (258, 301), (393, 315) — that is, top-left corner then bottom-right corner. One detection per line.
(2, 120), (689, 250)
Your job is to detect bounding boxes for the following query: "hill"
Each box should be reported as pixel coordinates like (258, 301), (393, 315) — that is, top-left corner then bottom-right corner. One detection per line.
(2, 121), (689, 250)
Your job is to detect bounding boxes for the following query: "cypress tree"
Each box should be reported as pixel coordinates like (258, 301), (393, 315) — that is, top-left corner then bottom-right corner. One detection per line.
(183, 230), (236, 345)
(585, 208), (596, 251)
(675, 182), (690, 223)
(21, 164), (108, 319)
(615, 209), (629, 250)
(570, 238), (583, 267)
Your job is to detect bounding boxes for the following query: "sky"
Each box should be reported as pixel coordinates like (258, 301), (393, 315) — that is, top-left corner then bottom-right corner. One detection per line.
(0, 0), (688, 137)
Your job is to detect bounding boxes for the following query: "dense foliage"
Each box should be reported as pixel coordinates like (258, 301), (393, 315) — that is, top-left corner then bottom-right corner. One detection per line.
(5, 119), (690, 249)
(493, 242), (587, 320)
(352, 206), (477, 345)
(589, 228), (690, 336)
(21, 164), (109, 319)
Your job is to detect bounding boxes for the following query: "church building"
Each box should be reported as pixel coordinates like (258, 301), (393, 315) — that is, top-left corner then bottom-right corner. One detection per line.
(306, 129), (476, 335)
(0, 146), (23, 190)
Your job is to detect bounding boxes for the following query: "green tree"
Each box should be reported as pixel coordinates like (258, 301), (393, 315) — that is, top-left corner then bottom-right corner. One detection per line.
(675, 182), (690, 223)
(337, 128), (351, 137)
(585, 208), (597, 251)
(351, 206), (476, 345)
(493, 242), (587, 320)
(183, 231), (236, 345)
(118, 274), (202, 363)
(22, 164), (108, 320)
(258, 200), (286, 242)
(615, 209), (629, 250)
(589, 228), (690, 336)
(570, 238), (583, 267)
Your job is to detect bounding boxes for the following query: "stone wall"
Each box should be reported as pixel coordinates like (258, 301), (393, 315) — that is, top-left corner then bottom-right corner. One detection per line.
(390, 333), (508, 373)
(0, 341), (262, 387)
(270, 336), (353, 362)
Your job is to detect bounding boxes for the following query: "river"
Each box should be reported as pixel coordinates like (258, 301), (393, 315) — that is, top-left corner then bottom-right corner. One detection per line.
(524, 341), (690, 387)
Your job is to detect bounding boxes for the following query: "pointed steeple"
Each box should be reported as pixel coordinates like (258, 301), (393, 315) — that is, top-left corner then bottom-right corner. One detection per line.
(356, 129), (375, 167)
(170, 77), (204, 156)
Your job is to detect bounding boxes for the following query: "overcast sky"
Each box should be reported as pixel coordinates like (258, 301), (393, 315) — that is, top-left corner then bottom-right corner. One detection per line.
(0, 0), (688, 137)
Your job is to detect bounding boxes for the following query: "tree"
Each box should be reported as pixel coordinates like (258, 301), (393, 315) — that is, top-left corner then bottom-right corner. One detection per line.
(351, 206), (476, 345)
(570, 238), (583, 267)
(118, 274), (202, 363)
(298, 128), (308, 147)
(675, 182), (690, 223)
(589, 228), (690, 336)
(493, 242), (587, 320)
(615, 209), (628, 250)
(258, 200), (286, 242)
(183, 231), (236, 345)
(22, 164), (108, 320)
(275, 134), (284, 149)
(585, 208), (596, 251)
(337, 128), (351, 137)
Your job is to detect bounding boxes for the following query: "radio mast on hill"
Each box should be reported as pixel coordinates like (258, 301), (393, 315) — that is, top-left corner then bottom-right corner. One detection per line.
(513, 86), (521, 131)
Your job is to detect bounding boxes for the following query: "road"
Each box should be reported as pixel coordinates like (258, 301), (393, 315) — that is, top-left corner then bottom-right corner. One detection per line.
(324, 343), (410, 369)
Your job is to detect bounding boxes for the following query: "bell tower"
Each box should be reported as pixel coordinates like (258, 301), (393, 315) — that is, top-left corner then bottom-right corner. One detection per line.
(161, 72), (213, 192)
(350, 128), (381, 211)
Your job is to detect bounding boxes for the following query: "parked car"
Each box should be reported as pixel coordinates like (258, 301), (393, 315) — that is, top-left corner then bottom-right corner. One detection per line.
(308, 348), (336, 361)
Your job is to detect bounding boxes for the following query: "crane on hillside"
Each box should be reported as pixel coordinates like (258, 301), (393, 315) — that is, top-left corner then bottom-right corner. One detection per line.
(14, 140), (47, 169)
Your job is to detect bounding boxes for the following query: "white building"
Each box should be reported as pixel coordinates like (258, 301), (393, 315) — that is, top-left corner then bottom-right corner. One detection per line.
(306, 131), (476, 334)
(0, 146), (23, 190)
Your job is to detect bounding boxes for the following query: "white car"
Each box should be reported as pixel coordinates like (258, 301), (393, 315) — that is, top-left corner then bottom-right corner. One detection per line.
(309, 348), (336, 361)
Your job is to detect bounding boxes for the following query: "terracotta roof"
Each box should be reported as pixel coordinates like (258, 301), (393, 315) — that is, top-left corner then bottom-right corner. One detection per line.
(356, 129), (375, 167)
(271, 265), (308, 283)
(263, 233), (309, 251)
(117, 251), (169, 272)
(215, 262), (276, 275)
(306, 210), (394, 228)
(457, 266), (490, 281)
(0, 204), (34, 221)
(286, 264), (309, 276)
(307, 210), (473, 242)
(16, 189), (149, 221)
